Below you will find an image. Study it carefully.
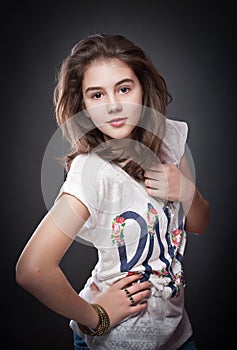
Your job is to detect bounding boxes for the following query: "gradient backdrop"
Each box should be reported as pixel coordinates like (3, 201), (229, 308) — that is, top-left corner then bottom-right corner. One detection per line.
(3, 1), (235, 349)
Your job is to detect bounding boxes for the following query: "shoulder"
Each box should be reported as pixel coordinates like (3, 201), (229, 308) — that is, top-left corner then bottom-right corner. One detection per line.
(67, 153), (110, 178)
(61, 153), (112, 216)
(68, 153), (91, 173)
(161, 118), (189, 164)
(165, 118), (188, 141)
(66, 152), (115, 194)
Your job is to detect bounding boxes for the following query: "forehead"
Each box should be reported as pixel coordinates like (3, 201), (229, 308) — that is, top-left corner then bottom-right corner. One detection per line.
(82, 59), (138, 86)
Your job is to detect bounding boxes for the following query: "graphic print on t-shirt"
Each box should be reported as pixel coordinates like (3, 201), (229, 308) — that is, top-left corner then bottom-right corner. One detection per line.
(111, 202), (185, 293)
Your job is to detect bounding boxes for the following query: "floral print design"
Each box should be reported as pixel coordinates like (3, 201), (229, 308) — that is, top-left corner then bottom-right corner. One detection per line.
(147, 203), (158, 237)
(153, 267), (169, 278)
(173, 271), (183, 287)
(126, 268), (169, 279)
(111, 216), (126, 246)
(172, 229), (184, 247)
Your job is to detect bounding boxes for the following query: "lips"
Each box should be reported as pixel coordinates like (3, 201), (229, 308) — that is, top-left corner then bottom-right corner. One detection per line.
(108, 117), (127, 127)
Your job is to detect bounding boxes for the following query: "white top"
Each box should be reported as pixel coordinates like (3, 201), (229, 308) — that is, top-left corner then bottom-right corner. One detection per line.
(56, 118), (192, 349)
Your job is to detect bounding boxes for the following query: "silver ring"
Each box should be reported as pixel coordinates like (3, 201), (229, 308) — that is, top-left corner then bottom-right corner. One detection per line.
(123, 288), (135, 306)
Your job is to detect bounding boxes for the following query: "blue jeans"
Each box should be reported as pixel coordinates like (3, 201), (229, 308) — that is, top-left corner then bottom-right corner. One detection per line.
(178, 335), (197, 349)
(73, 332), (89, 350)
(73, 333), (197, 350)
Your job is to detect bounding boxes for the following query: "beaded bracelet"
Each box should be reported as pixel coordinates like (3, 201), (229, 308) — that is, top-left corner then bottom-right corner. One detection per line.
(78, 304), (110, 336)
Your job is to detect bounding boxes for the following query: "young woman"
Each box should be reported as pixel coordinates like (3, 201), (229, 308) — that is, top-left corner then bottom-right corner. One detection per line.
(16, 33), (210, 349)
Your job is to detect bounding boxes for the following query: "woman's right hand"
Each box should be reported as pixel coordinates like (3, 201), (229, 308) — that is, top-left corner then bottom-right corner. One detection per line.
(89, 274), (151, 328)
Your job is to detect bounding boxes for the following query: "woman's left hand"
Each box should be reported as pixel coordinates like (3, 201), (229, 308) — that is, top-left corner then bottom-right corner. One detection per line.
(144, 163), (195, 204)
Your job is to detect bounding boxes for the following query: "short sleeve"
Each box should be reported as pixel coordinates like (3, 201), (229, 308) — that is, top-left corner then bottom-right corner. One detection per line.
(160, 118), (188, 165)
(55, 154), (99, 229)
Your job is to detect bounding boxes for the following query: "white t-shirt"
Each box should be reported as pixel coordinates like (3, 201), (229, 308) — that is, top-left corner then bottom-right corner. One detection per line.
(56, 118), (193, 349)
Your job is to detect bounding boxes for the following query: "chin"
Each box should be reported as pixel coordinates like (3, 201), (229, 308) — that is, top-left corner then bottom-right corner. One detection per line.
(107, 134), (132, 140)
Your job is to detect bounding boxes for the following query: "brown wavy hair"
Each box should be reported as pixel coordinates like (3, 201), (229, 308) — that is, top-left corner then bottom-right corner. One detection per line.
(53, 33), (172, 178)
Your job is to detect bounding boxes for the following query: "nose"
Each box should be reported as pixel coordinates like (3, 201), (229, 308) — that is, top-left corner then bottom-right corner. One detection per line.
(106, 99), (122, 114)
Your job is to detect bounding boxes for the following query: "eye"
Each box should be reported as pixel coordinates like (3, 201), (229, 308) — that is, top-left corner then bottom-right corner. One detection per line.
(119, 87), (130, 94)
(92, 92), (103, 99)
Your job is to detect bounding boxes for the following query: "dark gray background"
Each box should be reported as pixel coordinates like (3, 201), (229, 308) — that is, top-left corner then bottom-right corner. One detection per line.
(3, 1), (236, 349)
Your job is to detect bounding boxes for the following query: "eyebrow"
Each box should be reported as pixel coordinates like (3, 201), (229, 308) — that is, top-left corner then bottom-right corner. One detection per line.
(85, 78), (135, 94)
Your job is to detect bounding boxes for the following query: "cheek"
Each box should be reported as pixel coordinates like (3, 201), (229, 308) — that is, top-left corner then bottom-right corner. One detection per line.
(85, 105), (107, 126)
(125, 103), (143, 124)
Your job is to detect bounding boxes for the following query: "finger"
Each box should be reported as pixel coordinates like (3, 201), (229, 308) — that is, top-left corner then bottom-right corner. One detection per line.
(144, 170), (167, 183)
(144, 178), (160, 189)
(145, 187), (167, 200)
(147, 163), (177, 171)
(131, 288), (151, 304)
(122, 281), (151, 307)
(145, 179), (167, 193)
(123, 287), (151, 309)
(145, 163), (164, 172)
(129, 301), (148, 315)
(126, 281), (151, 295)
(112, 273), (143, 290)
(144, 169), (163, 180)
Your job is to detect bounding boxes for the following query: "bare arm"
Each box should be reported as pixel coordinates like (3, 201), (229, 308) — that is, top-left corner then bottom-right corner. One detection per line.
(179, 154), (210, 234)
(16, 193), (150, 328)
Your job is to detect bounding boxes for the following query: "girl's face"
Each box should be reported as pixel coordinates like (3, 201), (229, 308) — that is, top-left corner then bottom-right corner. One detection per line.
(82, 59), (143, 140)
